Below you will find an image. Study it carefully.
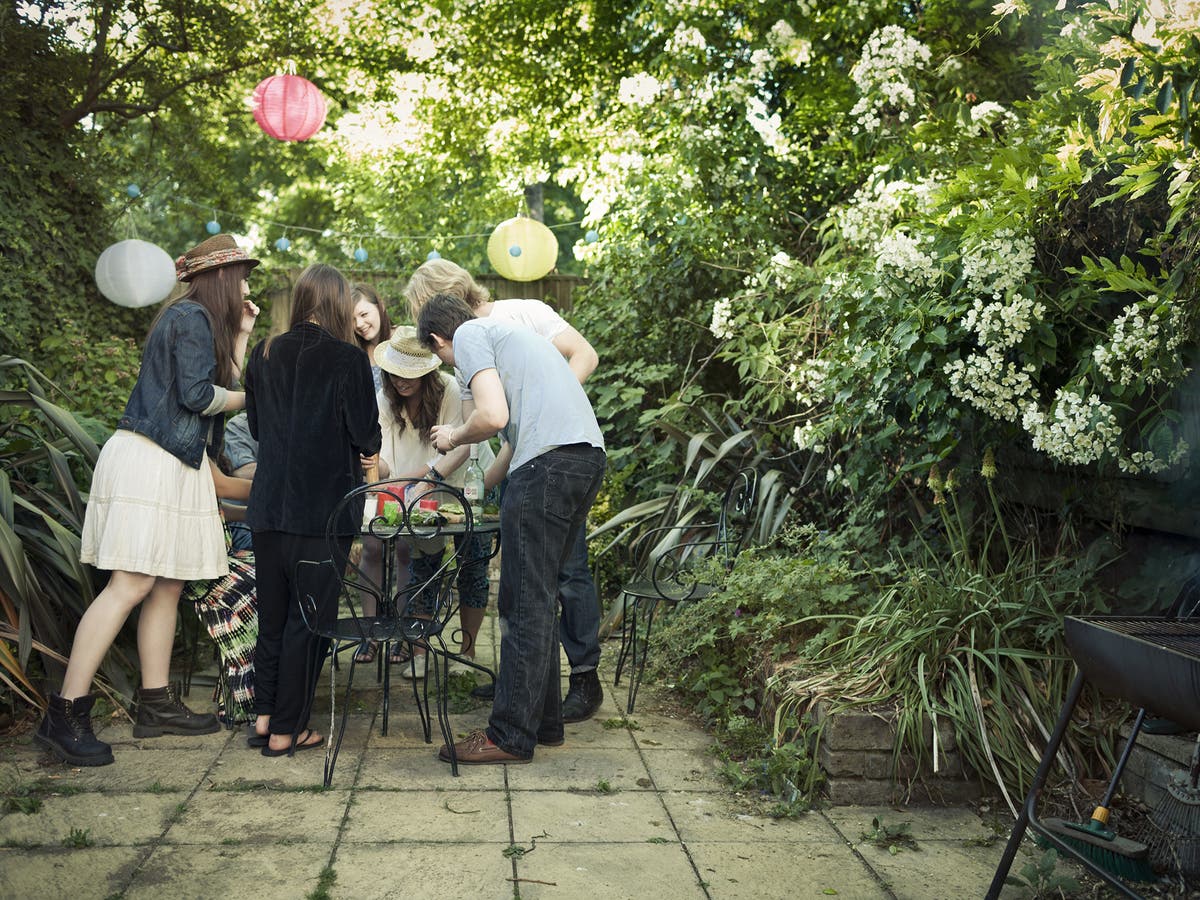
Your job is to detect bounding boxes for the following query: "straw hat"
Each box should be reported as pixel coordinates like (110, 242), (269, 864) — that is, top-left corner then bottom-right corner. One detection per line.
(175, 234), (260, 282)
(374, 326), (441, 379)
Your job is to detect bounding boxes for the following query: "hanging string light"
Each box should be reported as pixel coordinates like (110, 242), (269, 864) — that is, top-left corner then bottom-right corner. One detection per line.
(121, 191), (589, 272)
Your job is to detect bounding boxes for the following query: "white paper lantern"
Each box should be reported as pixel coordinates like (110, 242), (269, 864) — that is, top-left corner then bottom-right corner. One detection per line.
(487, 216), (557, 281)
(95, 239), (177, 308)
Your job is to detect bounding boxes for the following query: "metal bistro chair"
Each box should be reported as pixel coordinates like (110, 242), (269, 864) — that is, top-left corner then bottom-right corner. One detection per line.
(613, 467), (758, 714)
(296, 476), (478, 784)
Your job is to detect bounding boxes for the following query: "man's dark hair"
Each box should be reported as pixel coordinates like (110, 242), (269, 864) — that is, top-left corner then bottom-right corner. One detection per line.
(416, 292), (477, 348)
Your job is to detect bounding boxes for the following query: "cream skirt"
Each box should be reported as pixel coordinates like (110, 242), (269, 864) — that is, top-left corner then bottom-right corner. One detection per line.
(80, 430), (228, 580)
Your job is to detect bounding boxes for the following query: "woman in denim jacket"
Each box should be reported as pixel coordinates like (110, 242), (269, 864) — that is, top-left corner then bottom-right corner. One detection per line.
(35, 234), (261, 767)
(244, 263), (382, 756)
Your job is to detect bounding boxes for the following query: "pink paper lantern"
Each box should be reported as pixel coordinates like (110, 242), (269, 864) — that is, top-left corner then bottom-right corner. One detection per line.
(251, 74), (327, 142)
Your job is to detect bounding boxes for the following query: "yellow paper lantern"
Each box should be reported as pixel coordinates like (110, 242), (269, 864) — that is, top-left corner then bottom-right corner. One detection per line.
(487, 216), (558, 282)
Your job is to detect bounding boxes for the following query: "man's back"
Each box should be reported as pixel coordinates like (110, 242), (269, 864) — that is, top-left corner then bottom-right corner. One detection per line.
(452, 318), (603, 471)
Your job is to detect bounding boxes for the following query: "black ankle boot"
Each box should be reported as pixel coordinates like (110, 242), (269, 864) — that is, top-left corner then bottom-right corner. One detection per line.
(34, 693), (114, 766)
(561, 669), (603, 723)
(132, 683), (219, 737)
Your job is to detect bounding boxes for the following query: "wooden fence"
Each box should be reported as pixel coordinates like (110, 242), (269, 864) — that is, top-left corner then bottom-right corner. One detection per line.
(262, 270), (587, 334)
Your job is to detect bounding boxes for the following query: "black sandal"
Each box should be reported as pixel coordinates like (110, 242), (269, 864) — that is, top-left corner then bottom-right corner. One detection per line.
(353, 641), (378, 664)
(388, 642), (413, 665)
(261, 729), (324, 757)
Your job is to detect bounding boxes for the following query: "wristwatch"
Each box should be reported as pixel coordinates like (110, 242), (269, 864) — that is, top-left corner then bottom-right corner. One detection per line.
(427, 460), (444, 481)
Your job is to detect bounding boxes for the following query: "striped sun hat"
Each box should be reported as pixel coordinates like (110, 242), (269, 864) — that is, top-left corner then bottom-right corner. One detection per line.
(175, 234), (260, 282)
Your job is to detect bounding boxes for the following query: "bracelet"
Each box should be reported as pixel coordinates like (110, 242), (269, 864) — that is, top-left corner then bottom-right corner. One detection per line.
(447, 429), (458, 449)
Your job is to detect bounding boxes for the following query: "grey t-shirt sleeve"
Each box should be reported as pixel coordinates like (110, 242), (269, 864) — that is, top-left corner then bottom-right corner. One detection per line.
(223, 412), (258, 469)
(453, 322), (496, 401)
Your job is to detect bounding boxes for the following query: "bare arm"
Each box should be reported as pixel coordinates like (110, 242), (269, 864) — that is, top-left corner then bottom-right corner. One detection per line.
(485, 442), (513, 490)
(231, 299), (260, 382)
(552, 325), (598, 384)
(208, 458), (252, 501)
(430, 369), (508, 452)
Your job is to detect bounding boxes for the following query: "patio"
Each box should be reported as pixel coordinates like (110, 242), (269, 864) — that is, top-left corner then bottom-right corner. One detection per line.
(0, 614), (1030, 900)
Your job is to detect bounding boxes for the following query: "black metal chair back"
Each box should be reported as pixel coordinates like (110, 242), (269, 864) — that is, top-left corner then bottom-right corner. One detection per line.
(615, 467), (759, 713)
(296, 476), (476, 783)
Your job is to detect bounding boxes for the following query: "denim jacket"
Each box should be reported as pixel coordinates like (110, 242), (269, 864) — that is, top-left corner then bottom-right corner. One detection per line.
(117, 301), (227, 469)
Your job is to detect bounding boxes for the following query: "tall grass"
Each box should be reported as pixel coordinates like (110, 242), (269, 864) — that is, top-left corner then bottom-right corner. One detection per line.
(776, 476), (1114, 809)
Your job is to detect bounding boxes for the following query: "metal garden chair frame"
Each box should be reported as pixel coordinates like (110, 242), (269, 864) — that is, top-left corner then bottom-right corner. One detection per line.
(296, 476), (478, 784)
(612, 467), (759, 713)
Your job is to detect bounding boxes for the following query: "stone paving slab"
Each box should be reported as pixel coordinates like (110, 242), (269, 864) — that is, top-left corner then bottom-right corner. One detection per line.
(0, 792), (180, 847)
(342, 790), (510, 843)
(165, 789), (350, 845)
(354, 748), (508, 790)
(509, 790), (675, 842)
(332, 842), (515, 899)
(659, 791), (841, 843)
(24, 746), (222, 793)
(505, 747), (652, 792)
(514, 841), (707, 899)
(854, 839), (1020, 900)
(122, 843), (332, 899)
(639, 746), (728, 791)
(688, 841), (886, 899)
(0, 846), (145, 900)
(822, 804), (1005, 842)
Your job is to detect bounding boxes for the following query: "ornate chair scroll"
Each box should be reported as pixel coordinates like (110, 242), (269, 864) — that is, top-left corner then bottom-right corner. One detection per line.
(613, 468), (758, 714)
(296, 476), (476, 784)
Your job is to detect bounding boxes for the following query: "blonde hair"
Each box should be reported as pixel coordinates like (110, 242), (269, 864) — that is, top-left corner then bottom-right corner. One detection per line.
(403, 258), (489, 320)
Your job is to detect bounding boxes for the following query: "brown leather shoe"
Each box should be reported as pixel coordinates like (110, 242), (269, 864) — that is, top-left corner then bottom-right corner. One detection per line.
(438, 729), (531, 765)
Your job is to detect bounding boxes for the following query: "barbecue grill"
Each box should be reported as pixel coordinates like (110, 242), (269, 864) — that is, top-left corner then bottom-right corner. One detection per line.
(1065, 617), (1200, 732)
(987, 616), (1200, 899)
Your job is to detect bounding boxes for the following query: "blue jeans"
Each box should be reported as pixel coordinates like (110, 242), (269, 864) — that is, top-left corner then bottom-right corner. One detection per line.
(558, 526), (601, 672)
(488, 445), (606, 757)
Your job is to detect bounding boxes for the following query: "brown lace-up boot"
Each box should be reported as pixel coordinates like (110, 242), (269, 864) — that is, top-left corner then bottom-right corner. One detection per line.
(132, 683), (220, 737)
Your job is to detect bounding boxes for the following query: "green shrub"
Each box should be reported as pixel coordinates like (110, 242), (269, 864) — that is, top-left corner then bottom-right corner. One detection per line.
(650, 524), (864, 724)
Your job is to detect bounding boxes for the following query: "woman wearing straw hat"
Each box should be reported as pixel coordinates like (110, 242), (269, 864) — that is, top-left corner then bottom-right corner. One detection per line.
(35, 234), (261, 767)
(363, 327), (493, 673)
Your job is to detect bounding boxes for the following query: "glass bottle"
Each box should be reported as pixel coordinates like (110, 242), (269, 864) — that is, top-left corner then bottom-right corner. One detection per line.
(463, 443), (485, 520)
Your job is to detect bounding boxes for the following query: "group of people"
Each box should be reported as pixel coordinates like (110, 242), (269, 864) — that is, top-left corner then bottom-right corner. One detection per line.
(36, 233), (607, 768)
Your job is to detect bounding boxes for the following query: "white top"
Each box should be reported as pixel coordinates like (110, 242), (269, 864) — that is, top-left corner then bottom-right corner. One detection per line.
(378, 373), (466, 487)
(377, 372), (495, 485)
(460, 298), (567, 402)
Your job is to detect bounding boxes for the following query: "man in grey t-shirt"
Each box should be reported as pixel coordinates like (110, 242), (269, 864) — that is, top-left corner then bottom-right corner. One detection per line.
(419, 293), (606, 765)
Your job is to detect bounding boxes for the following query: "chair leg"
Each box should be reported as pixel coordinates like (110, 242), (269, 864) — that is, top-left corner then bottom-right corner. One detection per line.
(430, 639), (458, 776)
(626, 598), (658, 715)
(322, 641), (359, 789)
(613, 593), (633, 688)
(408, 639), (433, 743)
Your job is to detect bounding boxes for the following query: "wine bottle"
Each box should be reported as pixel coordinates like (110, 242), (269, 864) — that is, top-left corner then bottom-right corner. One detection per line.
(464, 443), (485, 519)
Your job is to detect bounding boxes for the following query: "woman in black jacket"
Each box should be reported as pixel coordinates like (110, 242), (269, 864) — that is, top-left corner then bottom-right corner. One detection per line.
(244, 263), (381, 756)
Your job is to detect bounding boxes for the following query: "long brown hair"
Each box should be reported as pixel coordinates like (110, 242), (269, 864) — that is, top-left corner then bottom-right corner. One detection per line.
(267, 264), (355, 355)
(351, 282), (393, 352)
(153, 262), (250, 388)
(381, 370), (446, 443)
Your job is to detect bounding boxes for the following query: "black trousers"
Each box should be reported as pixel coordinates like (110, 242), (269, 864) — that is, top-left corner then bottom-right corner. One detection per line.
(252, 530), (350, 736)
